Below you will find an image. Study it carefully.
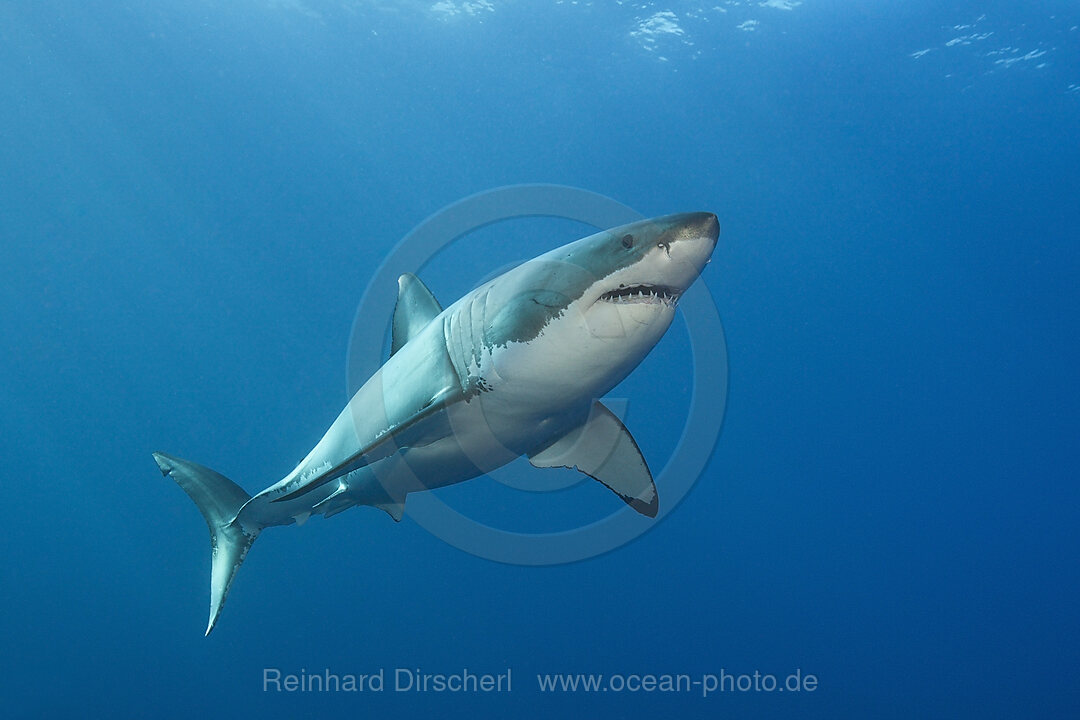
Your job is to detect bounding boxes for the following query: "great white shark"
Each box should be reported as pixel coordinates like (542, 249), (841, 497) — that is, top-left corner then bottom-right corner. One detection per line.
(154, 212), (719, 634)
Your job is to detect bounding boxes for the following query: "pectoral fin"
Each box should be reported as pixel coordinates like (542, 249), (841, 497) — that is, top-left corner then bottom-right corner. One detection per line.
(528, 401), (658, 518)
(391, 273), (443, 356)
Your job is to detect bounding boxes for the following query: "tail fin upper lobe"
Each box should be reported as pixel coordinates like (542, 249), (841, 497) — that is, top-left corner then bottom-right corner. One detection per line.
(153, 452), (259, 635)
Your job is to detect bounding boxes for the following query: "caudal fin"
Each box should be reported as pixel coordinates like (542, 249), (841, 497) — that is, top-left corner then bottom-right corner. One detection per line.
(153, 452), (259, 635)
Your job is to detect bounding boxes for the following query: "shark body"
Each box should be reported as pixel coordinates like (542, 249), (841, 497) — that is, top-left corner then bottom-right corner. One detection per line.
(155, 212), (719, 634)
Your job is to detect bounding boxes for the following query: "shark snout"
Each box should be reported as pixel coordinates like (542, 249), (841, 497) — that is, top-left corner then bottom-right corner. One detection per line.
(659, 212), (719, 282)
(680, 212), (720, 243)
(671, 212), (719, 250)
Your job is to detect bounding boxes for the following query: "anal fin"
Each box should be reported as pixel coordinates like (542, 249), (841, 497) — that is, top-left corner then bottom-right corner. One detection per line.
(374, 501), (405, 522)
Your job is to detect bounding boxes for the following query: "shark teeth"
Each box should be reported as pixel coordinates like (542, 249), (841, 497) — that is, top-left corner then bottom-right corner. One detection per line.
(600, 284), (680, 306)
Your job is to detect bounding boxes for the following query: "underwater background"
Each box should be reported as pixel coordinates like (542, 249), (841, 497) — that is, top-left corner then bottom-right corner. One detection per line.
(2, 1), (1078, 717)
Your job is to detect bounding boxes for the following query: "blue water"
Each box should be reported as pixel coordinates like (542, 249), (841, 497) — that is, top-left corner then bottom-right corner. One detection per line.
(2, 1), (1078, 717)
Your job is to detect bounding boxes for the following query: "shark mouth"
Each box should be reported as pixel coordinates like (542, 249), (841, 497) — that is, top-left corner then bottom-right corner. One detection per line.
(599, 284), (680, 306)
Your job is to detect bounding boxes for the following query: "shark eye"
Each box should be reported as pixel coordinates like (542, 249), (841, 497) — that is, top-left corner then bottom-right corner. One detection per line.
(621, 234), (634, 249)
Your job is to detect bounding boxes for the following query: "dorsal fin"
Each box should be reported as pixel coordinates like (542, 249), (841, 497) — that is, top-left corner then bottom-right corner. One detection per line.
(528, 401), (658, 518)
(391, 273), (443, 356)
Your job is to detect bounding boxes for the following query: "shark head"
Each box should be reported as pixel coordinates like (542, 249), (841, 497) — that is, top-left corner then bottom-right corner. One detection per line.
(584, 211), (719, 316)
(474, 212), (719, 407)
